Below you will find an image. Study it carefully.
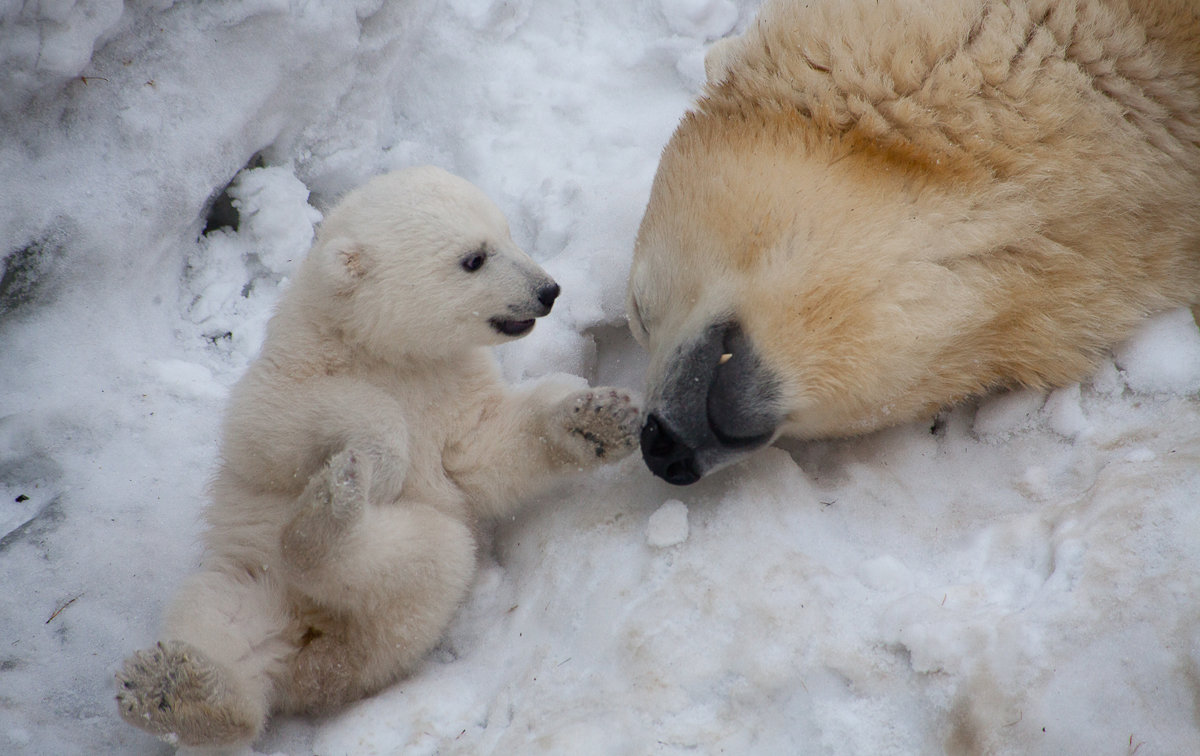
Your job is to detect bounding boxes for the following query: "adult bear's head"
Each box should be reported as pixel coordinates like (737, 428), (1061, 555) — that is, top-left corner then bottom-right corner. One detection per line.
(627, 0), (1200, 486)
(623, 0), (1185, 485)
(302, 166), (559, 363)
(625, 94), (1019, 485)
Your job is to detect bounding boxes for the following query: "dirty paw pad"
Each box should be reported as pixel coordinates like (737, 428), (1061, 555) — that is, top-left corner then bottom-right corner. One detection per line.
(116, 641), (257, 746)
(566, 389), (642, 459)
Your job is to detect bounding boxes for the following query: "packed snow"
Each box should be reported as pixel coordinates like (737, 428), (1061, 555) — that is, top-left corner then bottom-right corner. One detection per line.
(2, 1), (1198, 754)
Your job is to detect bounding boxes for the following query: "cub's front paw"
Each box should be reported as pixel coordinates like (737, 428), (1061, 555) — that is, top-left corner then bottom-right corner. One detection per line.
(559, 388), (642, 462)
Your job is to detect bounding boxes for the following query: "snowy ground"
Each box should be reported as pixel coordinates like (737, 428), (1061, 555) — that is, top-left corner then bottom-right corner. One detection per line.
(3, 1), (1199, 754)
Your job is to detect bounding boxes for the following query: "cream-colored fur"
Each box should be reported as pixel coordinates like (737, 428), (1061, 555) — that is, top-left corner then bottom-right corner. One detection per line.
(630, 0), (1200, 477)
(117, 166), (641, 747)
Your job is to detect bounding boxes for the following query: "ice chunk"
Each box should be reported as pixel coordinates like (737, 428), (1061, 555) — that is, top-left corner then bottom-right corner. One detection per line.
(647, 499), (689, 548)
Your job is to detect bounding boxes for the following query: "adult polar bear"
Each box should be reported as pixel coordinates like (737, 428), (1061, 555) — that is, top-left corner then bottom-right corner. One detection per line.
(630, 0), (1200, 484)
(117, 167), (641, 746)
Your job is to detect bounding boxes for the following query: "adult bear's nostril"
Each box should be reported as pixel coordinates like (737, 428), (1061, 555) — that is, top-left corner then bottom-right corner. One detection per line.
(537, 283), (561, 309)
(641, 414), (674, 456)
(640, 413), (702, 485)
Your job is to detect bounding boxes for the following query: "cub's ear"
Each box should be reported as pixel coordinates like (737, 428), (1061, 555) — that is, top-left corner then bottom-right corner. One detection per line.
(336, 244), (370, 278)
(319, 239), (372, 291)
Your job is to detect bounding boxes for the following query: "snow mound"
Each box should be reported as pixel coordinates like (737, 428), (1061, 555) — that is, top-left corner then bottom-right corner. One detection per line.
(1113, 307), (1200, 395)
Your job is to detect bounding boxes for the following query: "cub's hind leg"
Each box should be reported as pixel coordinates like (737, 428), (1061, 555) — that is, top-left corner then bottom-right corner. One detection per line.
(117, 568), (294, 746)
(277, 449), (477, 713)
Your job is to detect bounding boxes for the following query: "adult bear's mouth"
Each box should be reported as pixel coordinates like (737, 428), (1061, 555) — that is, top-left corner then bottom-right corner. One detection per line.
(490, 317), (536, 337)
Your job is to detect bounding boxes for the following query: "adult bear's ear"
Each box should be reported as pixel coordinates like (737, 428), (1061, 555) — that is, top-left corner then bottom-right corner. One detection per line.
(704, 35), (745, 85)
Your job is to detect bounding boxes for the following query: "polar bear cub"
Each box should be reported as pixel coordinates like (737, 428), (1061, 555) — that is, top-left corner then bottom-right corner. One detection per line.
(116, 166), (641, 746)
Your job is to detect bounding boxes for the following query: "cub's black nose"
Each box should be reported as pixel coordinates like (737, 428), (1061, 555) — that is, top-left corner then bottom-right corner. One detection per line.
(640, 413), (701, 485)
(537, 283), (561, 310)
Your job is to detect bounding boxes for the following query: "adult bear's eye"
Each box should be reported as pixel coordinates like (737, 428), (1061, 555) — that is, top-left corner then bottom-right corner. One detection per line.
(628, 292), (650, 342)
(461, 249), (488, 272)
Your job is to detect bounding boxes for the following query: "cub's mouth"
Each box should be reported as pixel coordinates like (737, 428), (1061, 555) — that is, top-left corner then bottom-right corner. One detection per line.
(489, 282), (560, 338)
(489, 317), (537, 337)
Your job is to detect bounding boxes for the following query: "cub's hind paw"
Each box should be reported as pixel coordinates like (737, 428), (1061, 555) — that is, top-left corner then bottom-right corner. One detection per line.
(116, 640), (259, 746)
(561, 388), (642, 462)
(311, 448), (368, 523)
(282, 449), (368, 572)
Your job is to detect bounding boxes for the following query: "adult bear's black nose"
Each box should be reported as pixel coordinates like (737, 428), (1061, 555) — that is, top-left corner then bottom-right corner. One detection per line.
(537, 283), (561, 310)
(640, 413), (701, 485)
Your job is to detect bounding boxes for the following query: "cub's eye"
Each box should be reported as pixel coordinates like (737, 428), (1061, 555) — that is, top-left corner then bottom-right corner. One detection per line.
(460, 250), (487, 272)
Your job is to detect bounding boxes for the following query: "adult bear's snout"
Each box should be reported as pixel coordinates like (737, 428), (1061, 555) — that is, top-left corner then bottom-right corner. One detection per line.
(641, 413), (702, 485)
(706, 323), (782, 448)
(640, 320), (784, 484)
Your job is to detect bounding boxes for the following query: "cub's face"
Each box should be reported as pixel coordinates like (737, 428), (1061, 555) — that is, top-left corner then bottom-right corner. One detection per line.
(314, 167), (559, 360)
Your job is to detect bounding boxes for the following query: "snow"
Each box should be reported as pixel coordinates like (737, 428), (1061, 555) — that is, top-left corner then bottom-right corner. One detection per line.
(646, 499), (690, 548)
(1113, 308), (1200, 395)
(2, 1), (1199, 754)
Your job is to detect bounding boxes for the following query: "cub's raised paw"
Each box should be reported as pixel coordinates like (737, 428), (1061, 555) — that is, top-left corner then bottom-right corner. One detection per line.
(282, 449), (368, 572)
(560, 388), (642, 462)
(312, 448), (368, 523)
(116, 640), (259, 747)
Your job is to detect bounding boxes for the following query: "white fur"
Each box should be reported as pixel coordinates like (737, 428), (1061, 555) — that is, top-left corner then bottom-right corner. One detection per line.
(117, 166), (641, 747)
